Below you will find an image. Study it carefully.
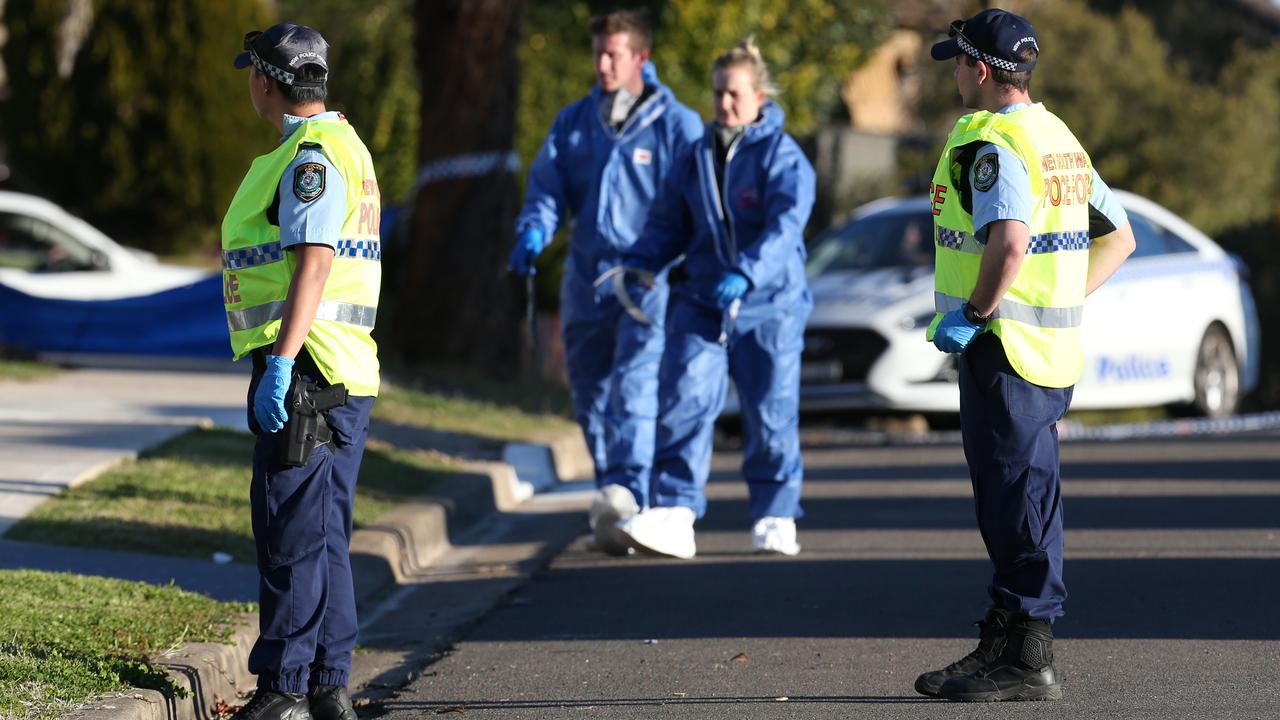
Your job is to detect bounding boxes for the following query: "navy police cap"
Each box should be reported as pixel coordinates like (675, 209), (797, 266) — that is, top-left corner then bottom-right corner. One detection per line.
(931, 8), (1039, 73)
(234, 23), (329, 87)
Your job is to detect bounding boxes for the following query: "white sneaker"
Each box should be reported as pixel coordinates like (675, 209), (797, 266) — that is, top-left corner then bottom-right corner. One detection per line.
(588, 485), (638, 556)
(614, 506), (697, 559)
(752, 516), (800, 556)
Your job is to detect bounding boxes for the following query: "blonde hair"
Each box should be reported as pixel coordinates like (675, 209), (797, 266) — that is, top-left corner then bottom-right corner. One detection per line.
(712, 36), (779, 96)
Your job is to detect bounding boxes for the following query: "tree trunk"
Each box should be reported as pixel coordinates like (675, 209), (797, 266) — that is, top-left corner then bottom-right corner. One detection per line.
(393, 0), (526, 373)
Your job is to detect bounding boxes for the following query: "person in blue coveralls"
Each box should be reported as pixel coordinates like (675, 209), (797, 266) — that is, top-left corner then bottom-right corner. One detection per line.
(914, 9), (1135, 703)
(614, 37), (816, 560)
(509, 9), (702, 554)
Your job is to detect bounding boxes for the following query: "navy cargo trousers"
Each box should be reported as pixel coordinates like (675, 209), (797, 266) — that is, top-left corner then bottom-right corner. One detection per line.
(245, 358), (374, 693)
(958, 332), (1073, 622)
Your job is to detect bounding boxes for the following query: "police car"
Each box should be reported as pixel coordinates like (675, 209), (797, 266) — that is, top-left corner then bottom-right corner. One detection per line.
(0, 191), (227, 358)
(799, 191), (1260, 417)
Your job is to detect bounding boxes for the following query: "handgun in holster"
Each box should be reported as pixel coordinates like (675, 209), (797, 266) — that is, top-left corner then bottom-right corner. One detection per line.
(280, 376), (349, 467)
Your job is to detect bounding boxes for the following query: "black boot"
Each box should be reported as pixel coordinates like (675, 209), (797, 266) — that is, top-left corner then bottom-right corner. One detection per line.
(938, 615), (1062, 702)
(308, 684), (357, 720)
(914, 608), (1010, 697)
(231, 689), (312, 720)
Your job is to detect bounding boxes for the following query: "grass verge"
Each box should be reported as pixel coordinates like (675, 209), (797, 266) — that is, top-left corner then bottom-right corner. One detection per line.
(0, 569), (250, 720)
(374, 384), (577, 444)
(1064, 406), (1170, 426)
(5, 428), (457, 563)
(374, 363), (576, 443)
(0, 358), (58, 382)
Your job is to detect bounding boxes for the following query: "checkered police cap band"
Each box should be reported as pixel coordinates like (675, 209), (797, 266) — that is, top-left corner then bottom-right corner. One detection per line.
(243, 29), (327, 87)
(946, 18), (1037, 73)
(956, 33), (1027, 73)
(251, 51), (296, 85)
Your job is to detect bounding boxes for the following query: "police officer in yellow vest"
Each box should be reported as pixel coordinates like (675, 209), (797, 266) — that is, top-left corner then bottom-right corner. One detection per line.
(914, 9), (1135, 703)
(225, 23), (381, 720)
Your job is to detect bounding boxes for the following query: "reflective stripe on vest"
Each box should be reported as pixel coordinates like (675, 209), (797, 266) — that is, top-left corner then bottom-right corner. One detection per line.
(221, 117), (382, 396)
(927, 104), (1093, 388)
(226, 300), (378, 332)
(934, 292), (1083, 329)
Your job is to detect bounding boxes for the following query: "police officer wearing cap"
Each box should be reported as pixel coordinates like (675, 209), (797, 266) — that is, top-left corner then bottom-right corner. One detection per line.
(914, 8), (1135, 702)
(225, 22), (382, 720)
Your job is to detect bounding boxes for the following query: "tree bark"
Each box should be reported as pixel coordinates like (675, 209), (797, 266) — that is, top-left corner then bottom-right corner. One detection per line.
(393, 0), (526, 373)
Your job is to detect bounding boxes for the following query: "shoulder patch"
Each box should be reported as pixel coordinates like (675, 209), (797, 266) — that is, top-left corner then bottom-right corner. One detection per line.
(293, 162), (326, 203)
(973, 153), (999, 192)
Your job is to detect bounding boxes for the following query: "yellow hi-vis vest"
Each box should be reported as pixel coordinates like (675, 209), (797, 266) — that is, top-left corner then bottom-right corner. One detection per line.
(926, 104), (1092, 388)
(221, 117), (382, 396)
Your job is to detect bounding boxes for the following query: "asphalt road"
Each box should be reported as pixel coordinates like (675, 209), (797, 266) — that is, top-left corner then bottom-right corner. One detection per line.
(374, 429), (1280, 719)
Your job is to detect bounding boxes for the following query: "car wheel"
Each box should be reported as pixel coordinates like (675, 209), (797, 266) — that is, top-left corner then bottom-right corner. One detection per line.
(1192, 324), (1239, 418)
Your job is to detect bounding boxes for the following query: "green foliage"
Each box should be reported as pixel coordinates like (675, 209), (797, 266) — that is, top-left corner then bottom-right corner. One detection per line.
(1084, 0), (1278, 84)
(518, 1), (894, 162)
(652, 0), (895, 133)
(280, 0), (420, 203)
(2, 0), (270, 253)
(517, 2), (600, 174)
(0, 569), (248, 720)
(1028, 3), (1280, 236)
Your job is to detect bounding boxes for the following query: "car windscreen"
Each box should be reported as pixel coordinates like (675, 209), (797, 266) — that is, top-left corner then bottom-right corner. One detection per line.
(807, 211), (936, 277)
(1126, 209), (1200, 259)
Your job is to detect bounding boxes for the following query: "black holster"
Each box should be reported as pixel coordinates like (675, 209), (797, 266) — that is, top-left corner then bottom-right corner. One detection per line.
(252, 347), (348, 467)
(280, 376), (348, 467)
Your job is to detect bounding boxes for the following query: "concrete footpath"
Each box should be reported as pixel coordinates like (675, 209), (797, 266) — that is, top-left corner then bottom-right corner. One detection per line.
(0, 366), (594, 720)
(0, 367), (250, 536)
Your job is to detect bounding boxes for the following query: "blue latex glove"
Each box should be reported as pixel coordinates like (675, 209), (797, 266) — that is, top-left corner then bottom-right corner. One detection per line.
(508, 227), (547, 276)
(254, 355), (295, 433)
(713, 271), (749, 309)
(932, 308), (984, 353)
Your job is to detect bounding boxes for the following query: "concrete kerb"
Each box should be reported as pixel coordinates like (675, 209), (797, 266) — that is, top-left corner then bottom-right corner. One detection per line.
(502, 432), (595, 493)
(348, 460), (528, 603)
(62, 431), (591, 720)
(63, 619), (257, 720)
